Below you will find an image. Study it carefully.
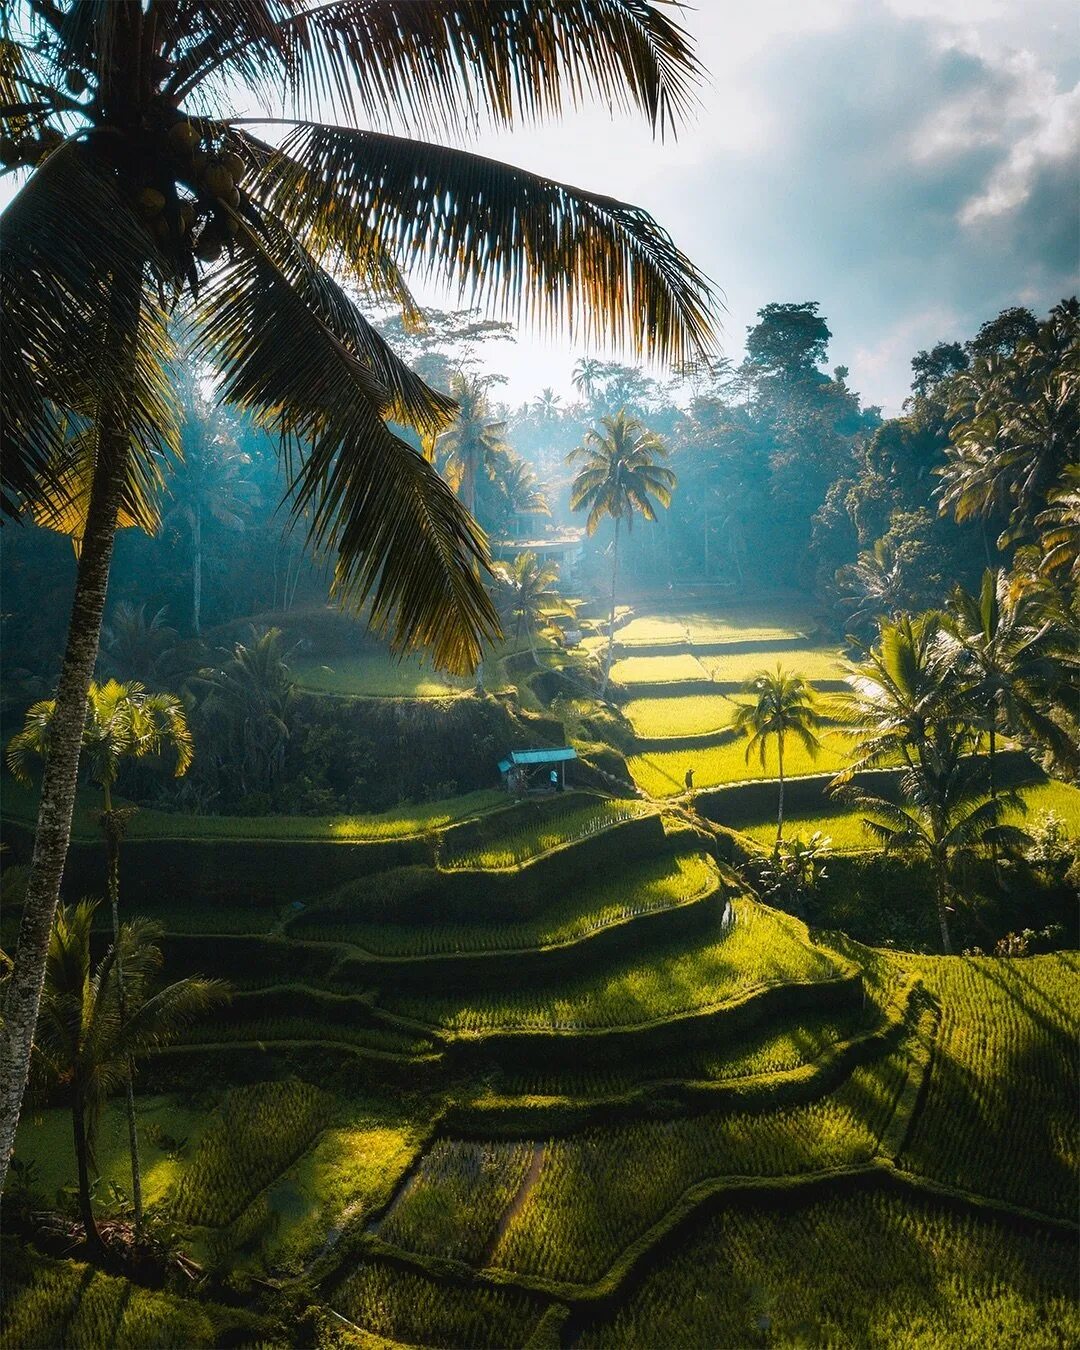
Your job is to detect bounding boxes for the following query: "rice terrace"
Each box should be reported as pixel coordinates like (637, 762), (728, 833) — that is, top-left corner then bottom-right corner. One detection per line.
(1, 3), (1077, 1348)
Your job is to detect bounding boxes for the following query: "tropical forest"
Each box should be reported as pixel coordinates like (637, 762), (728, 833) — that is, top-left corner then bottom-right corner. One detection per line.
(0, 3), (1077, 1348)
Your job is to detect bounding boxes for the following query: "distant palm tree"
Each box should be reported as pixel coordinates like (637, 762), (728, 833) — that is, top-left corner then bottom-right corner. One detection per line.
(492, 552), (573, 666)
(731, 667), (823, 842)
(942, 569), (1074, 797)
(34, 901), (225, 1254)
(99, 603), (181, 686)
(167, 369), (260, 635)
(195, 629), (295, 798)
(840, 734), (1031, 953)
(8, 681), (193, 1227)
(835, 539), (905, 634)
(568, 411), (675, 694)
(572, 358), (605, 403)
(532, 388), (562, 423)
(437, 374), (512, 522)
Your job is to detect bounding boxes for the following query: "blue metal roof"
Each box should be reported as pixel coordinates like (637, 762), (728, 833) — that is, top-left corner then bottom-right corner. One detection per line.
(508, 747), (577, 765)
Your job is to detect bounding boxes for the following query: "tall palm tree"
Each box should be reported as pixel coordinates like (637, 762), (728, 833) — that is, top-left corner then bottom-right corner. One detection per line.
(839, 733), (1031, 953)
(942, 569), (1074, 798)
(34, 900), (225, 1254)
(436, 373), (513, 523)
(0, 2), (717, 1182)
(568, 410), (675, 694)
(491, 552), (573, 666)
(167, 365), (260, 635)
(7, 680), (193, 1228)
(731, 666), (823, 842)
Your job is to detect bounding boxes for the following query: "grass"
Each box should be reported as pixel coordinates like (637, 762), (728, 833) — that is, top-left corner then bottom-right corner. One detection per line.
(294, 852), (717, 957)
(292, 651), (474, 698)
(11, 1096), (213, 1213)
(577, 1188), (1080, 1348)
(382, 899), (844, 1034)
(628, 726), (855, 797)
(1, 776), (506, 842)
(895, 950), (1079, 1220)
(615, 606), (808, 647)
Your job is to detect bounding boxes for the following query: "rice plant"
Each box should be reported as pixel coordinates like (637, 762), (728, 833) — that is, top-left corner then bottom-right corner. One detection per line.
(896, 951), (1079, 1220)
(623, 693), (741, 740)
(576, 1188), (1080, 1348)
(384, 899), (842, 1034)
(441, 799), (651, 871)
(299, 852), (717, 958)
(333, 1260), (546, 1350)
(378, 1139), (537, 1265)
(628, 727), (855, 797)
(608, 653), (709, 686)
(170, 1080), (334, 1228)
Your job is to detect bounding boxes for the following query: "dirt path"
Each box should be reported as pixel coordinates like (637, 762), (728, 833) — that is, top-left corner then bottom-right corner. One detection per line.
(485, 1141), (545, 1265)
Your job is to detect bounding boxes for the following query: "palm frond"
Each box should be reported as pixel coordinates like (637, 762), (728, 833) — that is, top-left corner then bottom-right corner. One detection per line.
(194, 211), (500, 671)
(249, 121), (717, 365)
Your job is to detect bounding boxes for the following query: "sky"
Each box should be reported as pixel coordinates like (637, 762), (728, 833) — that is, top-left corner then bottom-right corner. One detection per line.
(428, 0), (1080, 415)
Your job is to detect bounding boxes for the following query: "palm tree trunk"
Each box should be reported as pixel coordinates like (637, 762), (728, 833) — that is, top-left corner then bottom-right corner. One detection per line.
(72, 1074), (104, 1257)
(0, 270), (141, 1196)
(988, 725), (996, 801)
(935, 862), (953, 955)
(192, 502), (202, 636)
(102, 801), (143, 1228)
(776, 734), (785, 843)
(600, 517), (621, 697)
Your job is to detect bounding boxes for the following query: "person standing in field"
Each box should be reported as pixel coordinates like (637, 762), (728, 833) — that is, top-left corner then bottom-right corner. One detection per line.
(685, 767), (695, 796)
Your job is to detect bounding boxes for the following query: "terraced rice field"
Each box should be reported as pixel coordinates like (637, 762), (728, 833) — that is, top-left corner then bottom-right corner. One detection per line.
(295, 851), (717, 957)
(628, 725), (856, 797)
(441, 797), (652, 870)
(896, 951), (1079, 1220)
(623, 693), (741, 739)
(576, 1189), (1080, 1348)
(615, 607), (808, 646)
(381, 899), (844, 1033)
(609, 652), (711, 686)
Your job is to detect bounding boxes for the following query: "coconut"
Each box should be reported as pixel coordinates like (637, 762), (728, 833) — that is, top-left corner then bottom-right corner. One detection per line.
(178, 201), (196, 232)
(195, 232), (223, 263)
(137, 187), (167, 217)
(168, 120), (199, 152)
(203, 163), (234, 197)
(0, 136), (18, 167)
(222, 151), (246, 181)
(152, 215), (171, 241)
(64, 68), (88, 95)
(17, 138), (42, 165)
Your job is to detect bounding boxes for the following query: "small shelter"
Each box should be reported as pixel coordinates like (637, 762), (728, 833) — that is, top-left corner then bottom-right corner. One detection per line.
(498, 746), (577, 793)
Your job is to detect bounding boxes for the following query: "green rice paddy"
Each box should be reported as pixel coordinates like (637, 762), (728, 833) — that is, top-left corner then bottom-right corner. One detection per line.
(628, 726), (856, 797)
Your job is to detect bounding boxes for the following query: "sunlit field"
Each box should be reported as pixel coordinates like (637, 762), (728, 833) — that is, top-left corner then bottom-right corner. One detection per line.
(614, 605), (809, 646)
(292, 652), (473, 697)
(628, 726), (856, 796)
(623, 692), (741, 738)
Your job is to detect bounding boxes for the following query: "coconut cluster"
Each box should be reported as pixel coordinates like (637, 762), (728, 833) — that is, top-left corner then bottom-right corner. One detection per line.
(130, 104), (251, 278)
(0, 127), (64, 168)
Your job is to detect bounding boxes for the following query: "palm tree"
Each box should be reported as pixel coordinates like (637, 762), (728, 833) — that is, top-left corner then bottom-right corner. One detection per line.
(835, 539), (906, 635)
(568, 411), (676, 694)
(942, 569), (1074, 799)
(194, 628), (295, 799)
(437, 373), (513, 523)
(731, 667), (823, 842)
(839, 734), (1031, 953)
(572, 357), (605, 404)
(99, 603), (181, 685)
(167, 366), (260, 635)
(7, 680), (193, 1227)
(0, 2), (717, 1181)
(1036, 463), (1080, 583)
(491, 552), (573, 666)
(34, 900), (225, 1254)
(832, 612), (958, 781)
